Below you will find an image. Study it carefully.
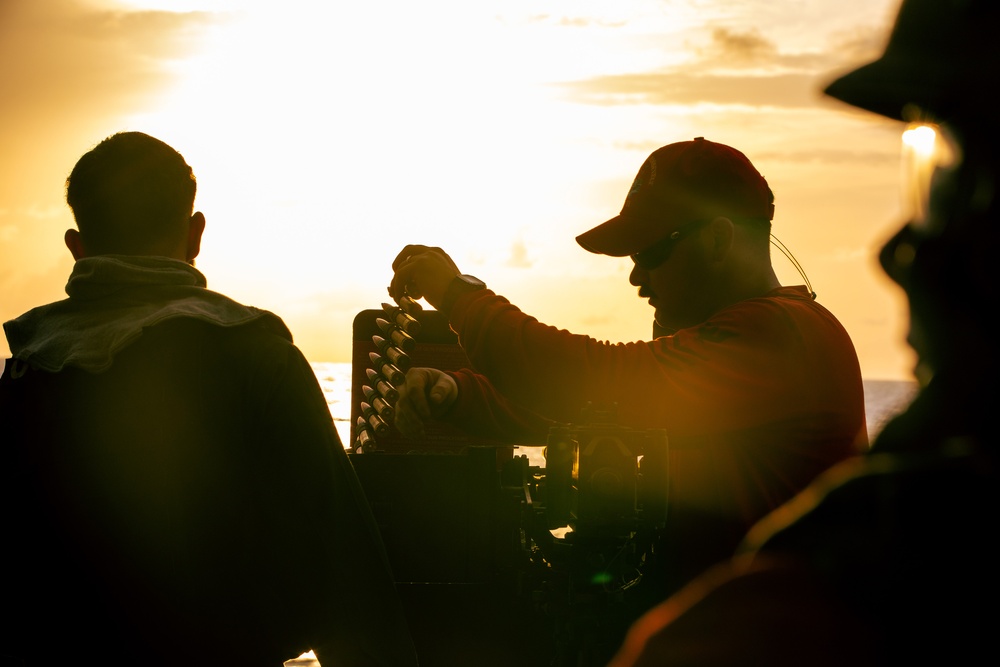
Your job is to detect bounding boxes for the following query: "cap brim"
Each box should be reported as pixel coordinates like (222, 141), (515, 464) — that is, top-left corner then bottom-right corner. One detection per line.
(822, 0), (996, 125)
(576, 214), (672, 257)
(824, 55), (939, 121)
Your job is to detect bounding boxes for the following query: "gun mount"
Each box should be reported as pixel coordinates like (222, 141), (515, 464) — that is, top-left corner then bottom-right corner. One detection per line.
(348, 303), (670, 667)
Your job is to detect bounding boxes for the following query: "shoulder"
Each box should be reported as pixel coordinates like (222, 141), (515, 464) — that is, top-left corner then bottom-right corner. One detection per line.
(725, 286), (834, 320)
(147, 315), (297, 355)
(700, 287), (850, 341)
(121, 317), (315, 392)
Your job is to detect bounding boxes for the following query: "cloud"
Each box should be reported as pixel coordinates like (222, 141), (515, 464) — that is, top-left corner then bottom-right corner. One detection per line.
(0, 0), (222, 207)
(697, 27), (778, 65)
(771, 148), (898, 166)
(522, 13), (626, 29)
(827, 23), (894, 65)
(553, 21), (892, 110)
(0, 1), (219, 134)
(505, 239), (534, 268)
(606, 143), (897, 171)
(557, 71), (822, 109)
(0, 0), (222, 332)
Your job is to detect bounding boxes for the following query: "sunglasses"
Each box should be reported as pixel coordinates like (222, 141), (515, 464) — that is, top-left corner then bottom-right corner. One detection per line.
(630, 219), (709, 270)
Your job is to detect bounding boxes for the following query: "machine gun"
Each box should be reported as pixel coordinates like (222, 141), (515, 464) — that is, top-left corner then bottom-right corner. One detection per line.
(348, 300), (670, 667)
(502, 408), (669, 665)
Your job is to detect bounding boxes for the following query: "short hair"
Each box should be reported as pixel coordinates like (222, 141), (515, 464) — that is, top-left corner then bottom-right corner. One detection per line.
(66, 132), (197, 255)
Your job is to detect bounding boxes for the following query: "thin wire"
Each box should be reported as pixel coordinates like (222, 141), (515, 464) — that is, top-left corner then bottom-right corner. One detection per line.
(770, 233), (817, 299)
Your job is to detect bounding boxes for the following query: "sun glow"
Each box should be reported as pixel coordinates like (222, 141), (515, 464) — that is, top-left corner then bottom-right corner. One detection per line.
(1, 0), (916, 379)
(901, 124), (937, 156)
(114, 0), (677, 361)
(900, 123), (957, 228)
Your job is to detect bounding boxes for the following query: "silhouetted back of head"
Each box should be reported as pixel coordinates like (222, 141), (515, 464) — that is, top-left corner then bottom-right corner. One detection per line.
(66, 132), (197, 256)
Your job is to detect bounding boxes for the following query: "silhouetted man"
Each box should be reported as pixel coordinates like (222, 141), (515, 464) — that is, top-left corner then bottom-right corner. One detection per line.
(387, 138), (867, 599)
(0, 132), (419, 667)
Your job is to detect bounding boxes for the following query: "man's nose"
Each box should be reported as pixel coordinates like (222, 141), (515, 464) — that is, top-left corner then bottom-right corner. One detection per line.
(629, 263), (646, 286)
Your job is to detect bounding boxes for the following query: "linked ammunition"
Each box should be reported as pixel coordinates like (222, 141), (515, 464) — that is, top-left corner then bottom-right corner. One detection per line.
(362, 384), (395, 421)
(372, 335), (411, 372)
(360, 401), (390, 436)
(375, 318), (416, 353)
(355, 416), (375, 451)
(381, 302), (422, 336)
(369, 351), (405, 385)
(365, 368), (399, 403)
(398, 295), (423, 315)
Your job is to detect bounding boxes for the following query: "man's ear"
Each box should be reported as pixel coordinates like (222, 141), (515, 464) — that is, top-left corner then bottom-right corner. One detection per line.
(186, 212), (206, 264)
(64, 229), (85, 260)
(707, 216), (735, 261)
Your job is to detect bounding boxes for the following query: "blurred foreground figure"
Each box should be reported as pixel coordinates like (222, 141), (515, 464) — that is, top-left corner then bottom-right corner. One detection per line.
(608, 1), (1000, 664)
(0, 132), (418, 667)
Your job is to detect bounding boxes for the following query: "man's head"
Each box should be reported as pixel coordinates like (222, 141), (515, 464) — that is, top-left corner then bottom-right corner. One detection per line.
(576, 138), (774, 258)
(64, 131), (204, 261)
(577, 138), (777, 332)
(823, 0), (999, 381)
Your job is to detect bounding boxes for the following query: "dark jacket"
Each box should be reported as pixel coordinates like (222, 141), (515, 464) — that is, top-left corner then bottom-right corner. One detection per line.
(0, 259), (417, 667)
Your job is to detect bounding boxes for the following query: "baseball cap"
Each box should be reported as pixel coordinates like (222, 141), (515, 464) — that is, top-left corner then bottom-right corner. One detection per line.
(576, 137), (774, 257)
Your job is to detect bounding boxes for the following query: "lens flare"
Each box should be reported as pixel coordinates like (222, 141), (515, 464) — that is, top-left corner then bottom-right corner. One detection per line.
(901, 125), (938, 157)
(901, 123), (958, 231)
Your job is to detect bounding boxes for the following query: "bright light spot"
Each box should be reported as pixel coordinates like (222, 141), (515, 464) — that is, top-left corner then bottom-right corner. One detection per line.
(901, 124), (937, 157)
(902, 123), (956, 168)
(900, 123), (959, 229)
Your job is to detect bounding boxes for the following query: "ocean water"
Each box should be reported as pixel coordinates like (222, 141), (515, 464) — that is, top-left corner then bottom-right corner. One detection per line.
(310, 362), (920, 448)
(311, 362), (356, 446)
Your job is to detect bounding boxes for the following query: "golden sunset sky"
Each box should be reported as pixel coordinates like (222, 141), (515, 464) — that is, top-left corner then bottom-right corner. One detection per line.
(1, 0), (914, 379)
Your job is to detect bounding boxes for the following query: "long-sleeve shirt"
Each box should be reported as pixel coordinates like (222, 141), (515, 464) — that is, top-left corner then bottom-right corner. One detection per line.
(442, 285), (867, 589)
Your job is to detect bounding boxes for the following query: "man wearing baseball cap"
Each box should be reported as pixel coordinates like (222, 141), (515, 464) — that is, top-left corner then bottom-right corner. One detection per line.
(606, 1), (1000, 665)
(575, 137), (779, 335)
(388, 136), (866, 600)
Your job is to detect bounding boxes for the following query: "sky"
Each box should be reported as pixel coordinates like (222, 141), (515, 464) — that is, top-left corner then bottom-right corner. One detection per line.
(0, 0), (916, 380)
